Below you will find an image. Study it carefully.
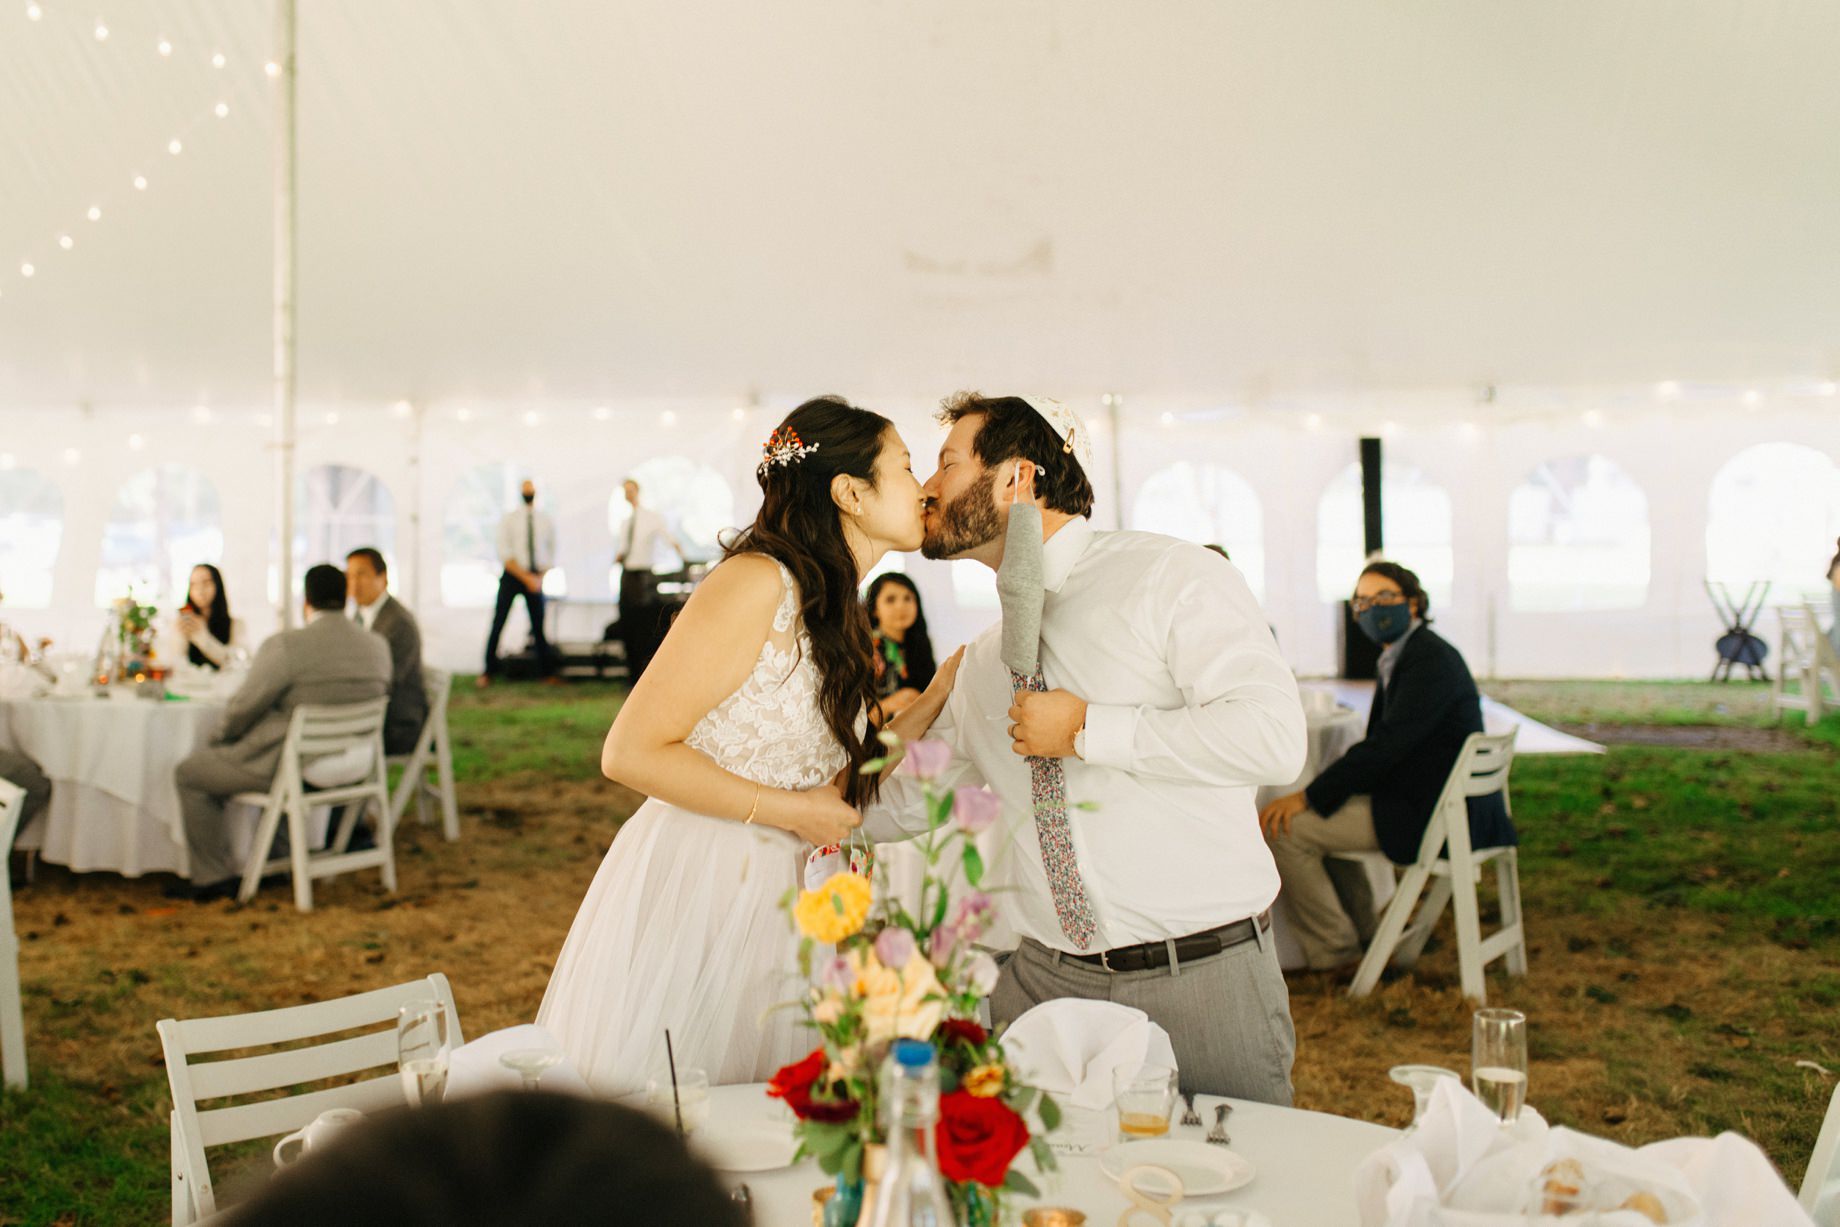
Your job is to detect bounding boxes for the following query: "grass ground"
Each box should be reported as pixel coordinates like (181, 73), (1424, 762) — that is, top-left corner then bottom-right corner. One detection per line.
(2, 678), (1836, 1224)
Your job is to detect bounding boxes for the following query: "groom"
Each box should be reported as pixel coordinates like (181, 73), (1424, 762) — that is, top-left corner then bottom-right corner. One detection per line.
(866, 393), (1308, 1104)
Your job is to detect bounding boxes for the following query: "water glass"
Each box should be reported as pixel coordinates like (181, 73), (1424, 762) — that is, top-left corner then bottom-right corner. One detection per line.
(1471, 1008), (1528, 1122)
(397, 999), (452, 1108)
(1111, 1063), (1177, 1142)
(647, 1066), (710, 1134)
(1388, 1064), (1461, 1126)
(499, 1047), (565, 1091)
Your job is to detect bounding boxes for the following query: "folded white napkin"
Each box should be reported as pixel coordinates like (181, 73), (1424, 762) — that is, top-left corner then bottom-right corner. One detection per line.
(1355, 1078), (1810, 1226)
(445, 1024), (592, 1100)
(1002, 999), (1178, 1113)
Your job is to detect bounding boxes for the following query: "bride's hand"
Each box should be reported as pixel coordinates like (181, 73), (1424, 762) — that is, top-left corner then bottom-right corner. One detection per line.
(927, 646), (966, 700)
(779, 782), (862, 847)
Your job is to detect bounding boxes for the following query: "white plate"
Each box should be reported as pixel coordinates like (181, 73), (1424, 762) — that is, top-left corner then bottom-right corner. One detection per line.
(1100, 1139), (1256, 1196)
(693, 1119), (799, 1173)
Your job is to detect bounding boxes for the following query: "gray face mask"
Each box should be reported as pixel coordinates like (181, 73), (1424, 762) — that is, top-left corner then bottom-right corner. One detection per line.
(996, 499), (1045, 675)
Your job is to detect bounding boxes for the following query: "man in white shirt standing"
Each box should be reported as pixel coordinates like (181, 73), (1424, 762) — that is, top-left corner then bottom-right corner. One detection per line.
(481, 478), (558, 686)
(866, 393), (1308, 1103)
(614, 479), (684, 682)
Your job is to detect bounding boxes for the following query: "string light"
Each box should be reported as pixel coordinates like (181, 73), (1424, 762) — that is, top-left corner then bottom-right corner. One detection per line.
(19, 263), (33, 278)
(168, 138), (183, 155)
(1654, 380), (1681, 401)
(1743, 389), (1762, 408)
(1304, 413), (1324, 433)
(591, 406), (611, 421)
(521, 410), (541, 427)
(210, 51), (226, 68)
(57, 234), (73, 251)
(456, 408), (473, 423)
(731, 407), (746, 421)
(264, 60), (280, 77)
(390, 400), (413, 418)
(214, 101), (228, 119)
(191, 405), (212, 424)
(25, 3), (42, 20)
(86, 206), (101, 221)
(128, 433), (145, 451)
(1158, 412), (1175, 426)
(93, 22), (108, 41)
(1582, 409), (1604, 429)
(62, 448), (81, 466)
(133, 175), (147, 191)
(661, 410), (677, 427)
(324, 412), (340, 426)
(157, 38), (173, 57)
(1460, 420), (1483, 441)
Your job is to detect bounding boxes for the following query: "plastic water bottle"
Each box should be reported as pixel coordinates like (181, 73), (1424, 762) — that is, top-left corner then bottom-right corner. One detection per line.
(862, 1039), (956, 1227)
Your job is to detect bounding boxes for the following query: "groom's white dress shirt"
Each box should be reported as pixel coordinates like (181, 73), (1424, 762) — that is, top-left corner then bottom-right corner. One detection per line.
(865, 517), (1307, 953)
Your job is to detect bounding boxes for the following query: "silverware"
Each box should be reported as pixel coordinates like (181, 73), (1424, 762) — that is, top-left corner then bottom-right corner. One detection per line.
(729, 1181), (752, 1224)
(1180, 1095), (1202, 1128)
(1206, 1102), (1233, 1146)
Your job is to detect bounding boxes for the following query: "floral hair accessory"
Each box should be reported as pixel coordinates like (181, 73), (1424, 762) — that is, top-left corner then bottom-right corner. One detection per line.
(758, 425), (821, 476)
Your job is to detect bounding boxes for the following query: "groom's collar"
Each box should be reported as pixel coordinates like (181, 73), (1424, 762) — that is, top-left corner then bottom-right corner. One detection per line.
(1041, 515), (1094, 594)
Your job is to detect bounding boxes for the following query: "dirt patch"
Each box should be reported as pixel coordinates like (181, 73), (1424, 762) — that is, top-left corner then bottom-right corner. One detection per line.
(1556, 723), (1819, 752)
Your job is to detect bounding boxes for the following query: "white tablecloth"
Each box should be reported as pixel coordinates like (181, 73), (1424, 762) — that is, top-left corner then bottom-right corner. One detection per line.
(698, 1082), (1396, 1227)
(0, 693), (225, 877)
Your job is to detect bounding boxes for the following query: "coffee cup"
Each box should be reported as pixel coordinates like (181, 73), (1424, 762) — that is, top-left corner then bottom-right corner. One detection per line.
(272, 1108), (364, 1167)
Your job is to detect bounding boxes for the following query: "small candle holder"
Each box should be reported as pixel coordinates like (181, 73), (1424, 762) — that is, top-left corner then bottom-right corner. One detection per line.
(1022, 1211), (1088, 1227)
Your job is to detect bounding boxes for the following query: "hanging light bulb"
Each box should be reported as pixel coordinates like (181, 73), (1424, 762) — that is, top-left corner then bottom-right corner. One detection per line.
(661, 410), (677, 427)
(214, 101), (229, 118)
(264, 60), (280, 77)
(1158, 412), (1175, 426)
(133, 175), (148, 191)
(521, 410), (541, 427)
(25, 3), (42, 20)
(456, 407), (473, 423)
(1743, 389), (1762, 408)
(19, 262), (34, 278)
(157, 38), (173, 56)
(57, 234), (73, 251)
(591, 406), (611, 421)
(731, 407), (746, 421)
(63, 447), (81, 465)
(86, 206), (101, 221)
(191, 405), (212, 424)
(1304, 413), (1324, 433)
(324, 411), (340, 426)
(390, 400), (413, 418)
(211, 51), (226, 68)
(1582, 409), (1604, 429)
(0, 454), (14, 471)
(128, 433), (145, 451)
(93, 21), (108, 41)
(168, 138), (183, 156)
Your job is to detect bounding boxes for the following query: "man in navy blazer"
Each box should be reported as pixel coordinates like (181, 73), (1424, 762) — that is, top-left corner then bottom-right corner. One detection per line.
(1260, 561), (1515, 971)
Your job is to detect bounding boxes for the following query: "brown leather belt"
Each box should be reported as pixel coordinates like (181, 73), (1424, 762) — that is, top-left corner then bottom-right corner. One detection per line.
(1065, 912), (1271, 974)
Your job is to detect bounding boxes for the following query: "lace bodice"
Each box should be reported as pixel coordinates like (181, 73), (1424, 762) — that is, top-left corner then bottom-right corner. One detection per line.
(684, 560), (850, 791)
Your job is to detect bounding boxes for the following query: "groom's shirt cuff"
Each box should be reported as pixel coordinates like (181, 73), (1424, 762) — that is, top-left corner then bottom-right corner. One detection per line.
(1077, 704), (1135, 770)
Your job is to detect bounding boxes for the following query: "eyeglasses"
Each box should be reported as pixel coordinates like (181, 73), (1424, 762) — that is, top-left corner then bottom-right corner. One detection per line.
(1350, 592), (1407, 614)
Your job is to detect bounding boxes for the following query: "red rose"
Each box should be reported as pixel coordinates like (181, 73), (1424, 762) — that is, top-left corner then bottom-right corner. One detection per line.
(934, 1090), (1030, 1187)
(936, 1019), (989, 1049)
(767, 1049), (859, 1124)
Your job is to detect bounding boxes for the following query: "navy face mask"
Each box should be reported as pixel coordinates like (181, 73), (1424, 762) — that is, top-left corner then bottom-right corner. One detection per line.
(1355, 602), (1413, 645)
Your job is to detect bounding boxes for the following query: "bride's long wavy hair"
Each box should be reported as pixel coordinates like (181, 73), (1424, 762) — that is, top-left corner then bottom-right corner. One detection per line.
(724, 396), (890, 804)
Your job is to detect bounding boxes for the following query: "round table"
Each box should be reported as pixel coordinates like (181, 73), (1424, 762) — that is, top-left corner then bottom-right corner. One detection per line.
(0, 690), (226, 877)
(696, 1082), (1396, 1227)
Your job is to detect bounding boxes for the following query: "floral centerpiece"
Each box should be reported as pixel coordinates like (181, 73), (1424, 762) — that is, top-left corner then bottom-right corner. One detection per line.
(104, 591), (159, 680)
(771, 733), (1060, 1225)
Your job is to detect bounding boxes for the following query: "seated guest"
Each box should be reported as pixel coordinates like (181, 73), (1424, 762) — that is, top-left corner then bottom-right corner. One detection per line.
(175, 563), (245, 670)
(173, 564), (391, 903)
(1258, 560), (1515, 971)
(345, 547), (428, 756)
(0, 746), (50, 885)
(1828, 536), (1840, 655)
(865, 572), (936, 718)
(213, 1091), (745, 1227)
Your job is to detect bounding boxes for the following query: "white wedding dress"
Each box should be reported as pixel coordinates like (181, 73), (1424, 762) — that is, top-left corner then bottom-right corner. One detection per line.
(537, 560), (846, 1097)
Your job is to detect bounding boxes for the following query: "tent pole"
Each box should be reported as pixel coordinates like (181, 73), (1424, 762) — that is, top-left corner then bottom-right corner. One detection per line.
(272, 0), (298, 628)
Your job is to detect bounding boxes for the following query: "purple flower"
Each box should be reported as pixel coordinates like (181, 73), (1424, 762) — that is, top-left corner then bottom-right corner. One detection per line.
(899, 739), (953, 781)
(952, 787), (1000, 835)
(948, 892), (996, 945)
(874, 927), (917, 970)
(928, 924), (960, 966)
(820, 956), (855, 993)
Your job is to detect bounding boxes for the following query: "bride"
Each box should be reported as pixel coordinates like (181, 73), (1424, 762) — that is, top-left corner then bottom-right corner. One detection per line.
(538, 396), (960, 1096)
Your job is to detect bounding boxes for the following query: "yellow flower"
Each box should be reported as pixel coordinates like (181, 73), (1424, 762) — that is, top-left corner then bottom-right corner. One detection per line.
(963, 1063), (1006, 1099)
(851, 948), (945, 1046)
(794, 872), (873, 944)
(811, 993), (844, 1025)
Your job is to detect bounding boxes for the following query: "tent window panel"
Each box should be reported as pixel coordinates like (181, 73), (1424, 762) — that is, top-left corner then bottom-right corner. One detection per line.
(0, 468), (64, 609)
(1315, 462), (1453, 607)
(443, 462), (540, 609)
(1131, 461), (1266, 602)
(270, 464), (399, 602)
(1706, 442), (1840, 605)
(1507, 455), (1651, 612)
(94, 466), (223, 607)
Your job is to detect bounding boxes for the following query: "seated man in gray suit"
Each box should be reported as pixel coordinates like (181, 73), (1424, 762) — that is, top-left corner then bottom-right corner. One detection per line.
(1, 746), (50, 887)
(173, 564), (392, 902)
(345, 547), (428, 757)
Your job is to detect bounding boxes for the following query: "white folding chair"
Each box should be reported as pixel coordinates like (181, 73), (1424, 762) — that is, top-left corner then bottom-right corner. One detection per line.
(1774, 606), (1827, 725)
(1805, 1081), (1840, 1224)
(0, 778), (26, 1089)
(234, 698), (393, 912)
(387, 668), (459, 842)
(158, 972), (463, 1226)
(1335, 729), (1526, 1003)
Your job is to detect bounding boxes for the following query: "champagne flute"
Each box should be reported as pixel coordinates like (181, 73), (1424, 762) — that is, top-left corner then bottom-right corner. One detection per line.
(397, 999), (451, 1108)
(1471, 1008), (1528, 1122)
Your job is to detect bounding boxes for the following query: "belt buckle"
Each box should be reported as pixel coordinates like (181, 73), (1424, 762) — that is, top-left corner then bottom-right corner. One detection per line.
(1099, 947), (1115, 973)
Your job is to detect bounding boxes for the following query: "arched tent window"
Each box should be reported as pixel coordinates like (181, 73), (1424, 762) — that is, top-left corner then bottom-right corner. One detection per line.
(607, 457), (735, 585)
(95, 465), (223, 606)
(1316, 462), (1453, 606)
(443, 462), (553, 607)
(1707, 442), (1840, 604)
(0, 467), (64, 609)
(271, 465), (399, 601)
(1507, 455), (1651, 612)
(1132, 461), (1265, 601)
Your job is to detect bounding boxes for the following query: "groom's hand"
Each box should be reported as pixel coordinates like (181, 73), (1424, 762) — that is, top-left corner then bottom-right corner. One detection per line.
(1008, 690), (1087, 758)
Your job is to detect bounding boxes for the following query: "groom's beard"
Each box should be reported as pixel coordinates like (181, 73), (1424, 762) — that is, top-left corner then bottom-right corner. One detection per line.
(921, 468), (1001, 560)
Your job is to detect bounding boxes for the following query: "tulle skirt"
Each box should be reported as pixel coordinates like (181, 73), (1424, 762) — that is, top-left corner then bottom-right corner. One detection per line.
(536, 798), (811, 1098)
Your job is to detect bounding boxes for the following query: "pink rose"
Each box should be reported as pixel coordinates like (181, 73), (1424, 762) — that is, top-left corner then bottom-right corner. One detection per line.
(952, 787), (1000, 835)
(900, 739), (953, 780)
(874, 927), (917, 970)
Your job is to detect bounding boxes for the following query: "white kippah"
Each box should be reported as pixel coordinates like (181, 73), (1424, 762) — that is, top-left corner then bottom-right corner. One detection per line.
(1020, 396), (1096, 480)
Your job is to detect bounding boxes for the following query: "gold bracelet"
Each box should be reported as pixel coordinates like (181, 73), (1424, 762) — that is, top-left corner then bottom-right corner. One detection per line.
(744, 785), (761, 825)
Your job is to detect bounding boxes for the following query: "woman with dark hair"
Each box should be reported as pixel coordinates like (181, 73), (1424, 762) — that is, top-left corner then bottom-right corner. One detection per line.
(1826, 537), (1840, 655)
(174, 563), (243, 669)
(865, 571), (937, 718)
(538, 397), (962, 1096)
(1258, 559), (1514, 972)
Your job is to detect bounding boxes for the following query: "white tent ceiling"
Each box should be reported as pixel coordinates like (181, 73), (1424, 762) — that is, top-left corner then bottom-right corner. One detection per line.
(3, 1), (1839, 411)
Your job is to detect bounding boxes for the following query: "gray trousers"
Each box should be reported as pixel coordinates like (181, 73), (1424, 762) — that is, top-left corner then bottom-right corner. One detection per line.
(992, 927), (1297, 1106)
(0, 747), (51, 852)
(175, 748), (272, 886)
(1266, 795), (1381, 970)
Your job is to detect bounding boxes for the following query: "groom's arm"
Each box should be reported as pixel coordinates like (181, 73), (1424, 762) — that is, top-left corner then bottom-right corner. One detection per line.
(1079, 547), (1306, 787)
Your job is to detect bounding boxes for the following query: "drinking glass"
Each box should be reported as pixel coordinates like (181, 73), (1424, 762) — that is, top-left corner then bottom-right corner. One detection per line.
(1388, 1064), (1461, 1126)
(647, 1066), (711, 1134)
(397, 999), (452, 1108)
(499, 1047), (564, 1091)
(1111, 1064), (1177, 1143)
(1471, 1008), (1528, 1122)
